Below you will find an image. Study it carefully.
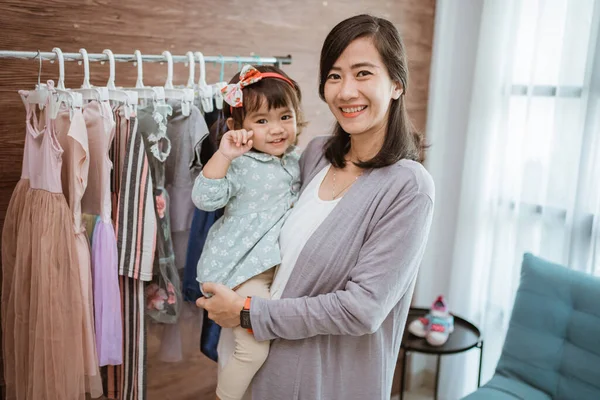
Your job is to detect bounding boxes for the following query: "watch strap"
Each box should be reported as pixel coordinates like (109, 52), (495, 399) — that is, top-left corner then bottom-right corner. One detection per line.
(240, 296), (253, 333)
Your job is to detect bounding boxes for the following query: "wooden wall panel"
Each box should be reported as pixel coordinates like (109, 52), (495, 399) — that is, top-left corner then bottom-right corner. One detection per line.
(0, 1), (435, 398)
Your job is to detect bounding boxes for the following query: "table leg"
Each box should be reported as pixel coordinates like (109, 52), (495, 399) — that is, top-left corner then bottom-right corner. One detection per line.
(477, 341), (484, 388)
(400, 349), (407, 400)
(434, 355), (440, 400)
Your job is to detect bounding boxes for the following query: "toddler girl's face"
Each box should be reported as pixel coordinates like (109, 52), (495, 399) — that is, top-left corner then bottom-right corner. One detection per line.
(242, 102), (298, 157)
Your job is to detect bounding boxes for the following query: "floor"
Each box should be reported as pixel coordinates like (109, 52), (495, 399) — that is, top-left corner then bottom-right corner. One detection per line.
(87, 305), (432, 400)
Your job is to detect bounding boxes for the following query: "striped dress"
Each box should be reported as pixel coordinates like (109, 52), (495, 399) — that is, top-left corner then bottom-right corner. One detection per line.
(103, 104), (157, 400)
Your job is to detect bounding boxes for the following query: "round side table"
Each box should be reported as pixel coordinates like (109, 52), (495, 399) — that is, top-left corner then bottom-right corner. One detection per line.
(399, 307), (484, 400)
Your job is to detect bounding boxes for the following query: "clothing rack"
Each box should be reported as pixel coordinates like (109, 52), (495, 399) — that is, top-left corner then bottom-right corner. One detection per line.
(0, 50), (292, 67)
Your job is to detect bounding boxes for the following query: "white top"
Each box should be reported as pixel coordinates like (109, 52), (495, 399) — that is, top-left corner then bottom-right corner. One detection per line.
(270, 165), (341, 299)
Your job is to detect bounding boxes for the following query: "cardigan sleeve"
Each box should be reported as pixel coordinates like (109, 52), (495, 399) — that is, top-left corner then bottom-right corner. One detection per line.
(250, 189), (434, 340)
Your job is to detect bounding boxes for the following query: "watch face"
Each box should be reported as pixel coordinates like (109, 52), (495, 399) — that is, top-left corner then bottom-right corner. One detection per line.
(240, 310), (252, 329)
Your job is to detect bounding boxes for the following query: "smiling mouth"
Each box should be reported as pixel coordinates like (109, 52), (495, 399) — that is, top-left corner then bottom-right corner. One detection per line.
(341, 106), (367, 113)
(270, 138), (286, 144)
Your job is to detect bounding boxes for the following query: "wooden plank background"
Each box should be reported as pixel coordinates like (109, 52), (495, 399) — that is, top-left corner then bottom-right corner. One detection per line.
(0, 1), (435, 398)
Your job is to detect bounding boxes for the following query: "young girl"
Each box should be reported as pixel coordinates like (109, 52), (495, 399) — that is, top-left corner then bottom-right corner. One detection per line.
(192, 64), (304, 400)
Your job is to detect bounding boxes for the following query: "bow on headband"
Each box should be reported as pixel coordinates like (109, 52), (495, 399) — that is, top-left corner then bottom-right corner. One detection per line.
(222, 64), (295, 108)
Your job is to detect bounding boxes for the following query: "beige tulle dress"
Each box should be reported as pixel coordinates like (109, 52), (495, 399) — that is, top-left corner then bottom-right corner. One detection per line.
(1, 89), (87, 400)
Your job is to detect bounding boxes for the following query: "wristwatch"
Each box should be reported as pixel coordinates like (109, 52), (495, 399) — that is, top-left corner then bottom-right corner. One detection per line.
(240, 296), (253, 332)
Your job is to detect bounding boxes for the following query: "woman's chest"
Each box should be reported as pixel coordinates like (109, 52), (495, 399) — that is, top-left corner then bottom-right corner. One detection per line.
(282, 202), (377, 297)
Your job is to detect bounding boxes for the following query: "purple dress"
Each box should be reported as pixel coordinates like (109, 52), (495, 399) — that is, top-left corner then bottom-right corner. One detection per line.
(81, 100), (123, 366)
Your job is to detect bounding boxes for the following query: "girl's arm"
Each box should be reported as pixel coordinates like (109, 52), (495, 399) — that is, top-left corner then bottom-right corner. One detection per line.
(199, 186), (434, 338)
(202, 150), (233, 179)
(192, 129), (253, 211)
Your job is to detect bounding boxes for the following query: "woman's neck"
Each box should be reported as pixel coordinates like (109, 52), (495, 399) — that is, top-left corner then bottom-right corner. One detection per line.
(347, 130), (385, 164)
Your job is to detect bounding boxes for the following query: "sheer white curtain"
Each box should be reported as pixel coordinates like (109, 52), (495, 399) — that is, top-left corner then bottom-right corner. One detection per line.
(418, 0), (600, 398)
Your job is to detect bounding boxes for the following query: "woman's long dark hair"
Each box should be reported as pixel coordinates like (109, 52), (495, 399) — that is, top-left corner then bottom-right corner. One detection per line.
(319, 14), (425, 168)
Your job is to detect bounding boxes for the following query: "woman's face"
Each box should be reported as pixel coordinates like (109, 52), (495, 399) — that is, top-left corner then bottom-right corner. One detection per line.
(323, 36), (402, 139)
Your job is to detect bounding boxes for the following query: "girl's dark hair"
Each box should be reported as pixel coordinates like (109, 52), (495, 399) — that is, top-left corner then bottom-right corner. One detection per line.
(215, 65), (306, 142)
(319, 14), (425, 168)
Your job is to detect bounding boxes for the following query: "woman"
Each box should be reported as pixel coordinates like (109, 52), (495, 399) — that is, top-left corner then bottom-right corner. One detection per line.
(197, 14), (435, 400)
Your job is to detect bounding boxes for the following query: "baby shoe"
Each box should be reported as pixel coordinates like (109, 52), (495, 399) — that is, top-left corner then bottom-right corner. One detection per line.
(426, 315), (454, 346)
(408, 295), (448, 338)
(408, 315), (430, 338)
(425, 296), (454, 346)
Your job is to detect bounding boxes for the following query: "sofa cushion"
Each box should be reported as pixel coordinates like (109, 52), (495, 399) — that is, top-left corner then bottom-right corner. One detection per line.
(496, 253), (600, 399)
(462, 375), (552, 399)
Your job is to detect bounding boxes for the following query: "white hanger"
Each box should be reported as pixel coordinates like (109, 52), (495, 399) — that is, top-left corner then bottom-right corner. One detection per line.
(163, 50), (175, 90)
(73, 48), (109, 102)
(195, 51), (213, 113)
(23, 52), (51, 108)
(100, 49), (138, 116)
(103, 49), (118, 90)
(213, 81), (227, 111)
(49, 47), (83, 119)
(21, 81), (52, 109)
(21, 49), (81, 120)
(162, 50), (193, 116)
(186, 51), (195, 88)
(81, 48), (91, 89)
(212, 55), (227, 110)
(126, 49), (165, 102)
(53, 47), (66, 90)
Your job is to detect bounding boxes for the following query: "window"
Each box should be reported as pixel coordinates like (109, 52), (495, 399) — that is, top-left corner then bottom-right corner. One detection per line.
(499, 0), (599, 276)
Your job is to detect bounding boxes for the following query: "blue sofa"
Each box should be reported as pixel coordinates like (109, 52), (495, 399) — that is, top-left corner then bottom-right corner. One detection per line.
(463, 253), (600, 400)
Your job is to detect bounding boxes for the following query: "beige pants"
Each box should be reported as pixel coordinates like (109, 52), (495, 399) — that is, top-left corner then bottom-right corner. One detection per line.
(216, 269), (274, 400)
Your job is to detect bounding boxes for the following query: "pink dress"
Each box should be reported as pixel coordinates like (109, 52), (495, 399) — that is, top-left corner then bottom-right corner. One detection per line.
(1, 116), (31, 343)
(3, 85), (86, 400)
(81, 100), (123, 366)
(55, 105), (103, 396)
(1, 96), (32, 400)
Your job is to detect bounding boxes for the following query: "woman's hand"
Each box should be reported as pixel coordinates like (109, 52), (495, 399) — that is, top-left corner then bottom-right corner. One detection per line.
(196, 282), (246, 328)
(219, 129), (254, 161)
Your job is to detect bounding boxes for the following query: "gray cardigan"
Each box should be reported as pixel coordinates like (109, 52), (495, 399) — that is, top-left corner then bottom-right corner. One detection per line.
(250, 136), (435, 400)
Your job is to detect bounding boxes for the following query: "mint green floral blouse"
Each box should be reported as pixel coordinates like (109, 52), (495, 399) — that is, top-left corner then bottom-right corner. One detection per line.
(192, 147), (301, 291)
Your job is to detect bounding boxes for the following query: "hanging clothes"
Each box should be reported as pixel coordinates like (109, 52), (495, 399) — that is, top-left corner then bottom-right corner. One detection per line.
(183, 101), (224, 302)
(1, 103), (32, 399)
(164, 100), (209, 270)
(1, 128), (30, 347)
(182, 101), (225, 363)
(183, 209), (223, 301)
(137, 101), (182, 324)
(81, 100), (123, 367)
(153, 101), (209, 363)
(105, 104), (154, 400)
(2, 86), (86, 400)
(113, 105), (156, 281)
(108, 276), (147, 400)
(55, 103), (103, 397)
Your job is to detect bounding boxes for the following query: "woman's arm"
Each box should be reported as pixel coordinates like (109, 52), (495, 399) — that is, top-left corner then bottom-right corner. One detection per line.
(250, 190), (434, 341)
(198, 188), (434, 339)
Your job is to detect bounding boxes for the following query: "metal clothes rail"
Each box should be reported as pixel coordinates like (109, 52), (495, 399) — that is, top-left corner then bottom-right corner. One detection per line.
(0, 50), (292, 66)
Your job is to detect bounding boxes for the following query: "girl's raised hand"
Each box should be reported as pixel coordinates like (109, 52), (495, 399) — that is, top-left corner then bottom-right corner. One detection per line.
(219, 129), (254, 161)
